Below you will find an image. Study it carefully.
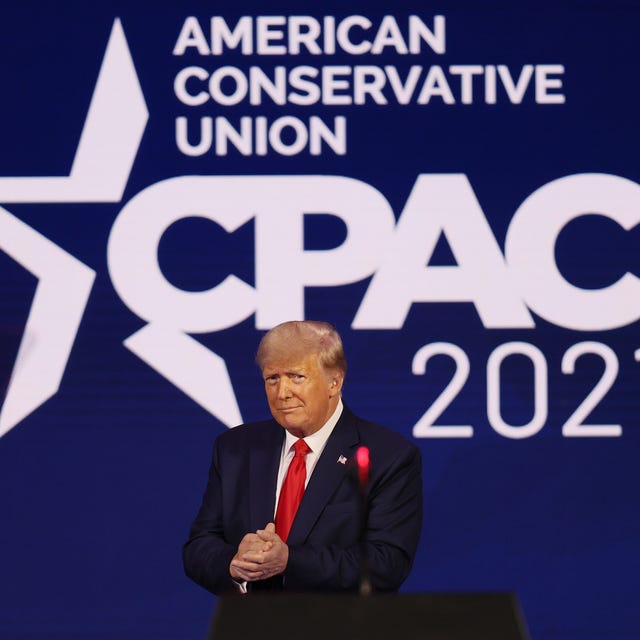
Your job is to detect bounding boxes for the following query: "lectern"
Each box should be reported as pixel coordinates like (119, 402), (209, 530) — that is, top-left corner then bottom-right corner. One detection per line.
(209, 592), (530, 640)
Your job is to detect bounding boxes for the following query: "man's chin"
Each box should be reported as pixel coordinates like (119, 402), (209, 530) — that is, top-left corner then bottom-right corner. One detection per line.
(275, 415), (308, 436)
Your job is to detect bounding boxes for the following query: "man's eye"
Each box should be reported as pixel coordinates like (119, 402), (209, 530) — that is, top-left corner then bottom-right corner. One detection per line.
(265, 377), (278, 384)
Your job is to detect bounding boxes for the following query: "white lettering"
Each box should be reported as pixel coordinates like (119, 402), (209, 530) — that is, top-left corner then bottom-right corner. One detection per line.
(354, 175), (534, 328)
(211, 16), (253, 54)
(178, 15), (446, 56)
(337, 16), (372, 55)
(371, 16), (408, 54)
(256, 16), (287, 54)
(173, 17), (210, 55)
(417, 66), (455, 104)
(505, 173), (640, 330)
(175, 116), (212, 156)
(409, 15), (445, 54)
(354, 66), (388, 104)
(322, 66), (352, 105)
(289, 16), (322, 54)
(174, 66), (209, 106)
(174, 116), (346, 156)
(449, 65), (484, 104)
(385, 65), (423, 104)
(535, 64), (565, 104)
(497, 65), (534, 104)
(208, 66), (248, 105)
(215, 117), (252, 156)
(249, 66), (287, 105)
(288, 66), (321, 105)
(254, 176), (397, 327)
(309, 116), (347, 155)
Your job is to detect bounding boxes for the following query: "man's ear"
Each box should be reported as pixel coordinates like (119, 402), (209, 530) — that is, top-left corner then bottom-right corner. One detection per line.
(329, 373), (344, 396)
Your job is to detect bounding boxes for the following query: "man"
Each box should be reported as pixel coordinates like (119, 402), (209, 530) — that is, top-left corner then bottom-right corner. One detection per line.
(183, 320), (422, 594)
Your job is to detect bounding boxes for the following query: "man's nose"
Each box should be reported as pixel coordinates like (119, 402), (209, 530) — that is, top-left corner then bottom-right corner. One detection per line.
(277, 379), (292, 399)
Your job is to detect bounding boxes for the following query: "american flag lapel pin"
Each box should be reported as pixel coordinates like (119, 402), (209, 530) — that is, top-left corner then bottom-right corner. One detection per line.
(337, 455), (347, 465)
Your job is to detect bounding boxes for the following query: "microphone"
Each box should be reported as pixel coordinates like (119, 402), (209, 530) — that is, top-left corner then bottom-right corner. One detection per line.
(356, 445), (370, 489)
(353, 446), (372, 596)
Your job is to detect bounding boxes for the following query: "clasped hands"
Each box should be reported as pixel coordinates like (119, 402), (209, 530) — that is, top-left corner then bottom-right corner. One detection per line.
(229, 522), (289, 582)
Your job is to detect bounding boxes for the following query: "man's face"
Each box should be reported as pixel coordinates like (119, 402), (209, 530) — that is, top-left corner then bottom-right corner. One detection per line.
(262, 352), (341, 437)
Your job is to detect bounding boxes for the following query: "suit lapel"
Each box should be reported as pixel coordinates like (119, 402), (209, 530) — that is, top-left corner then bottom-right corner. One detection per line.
(248, 421), (284, 531)
(287, 408), (360, 544)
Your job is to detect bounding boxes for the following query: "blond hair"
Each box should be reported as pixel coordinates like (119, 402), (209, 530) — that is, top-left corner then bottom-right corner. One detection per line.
(256, 320), (347, 375)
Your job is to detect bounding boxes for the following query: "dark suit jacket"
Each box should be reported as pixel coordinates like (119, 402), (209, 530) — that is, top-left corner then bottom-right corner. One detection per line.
(182, 405), (422, 594)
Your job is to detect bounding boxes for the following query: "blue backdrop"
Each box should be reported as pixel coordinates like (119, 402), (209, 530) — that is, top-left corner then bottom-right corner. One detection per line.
(1, 2), (638, 639)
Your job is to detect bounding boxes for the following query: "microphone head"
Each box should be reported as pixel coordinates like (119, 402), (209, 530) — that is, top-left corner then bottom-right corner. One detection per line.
(356, 445), (370, 487)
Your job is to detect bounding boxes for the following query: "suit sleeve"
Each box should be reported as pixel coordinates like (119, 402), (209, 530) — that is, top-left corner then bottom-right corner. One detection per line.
(182, 440), (238, 595)
(285, 442), (422, 592)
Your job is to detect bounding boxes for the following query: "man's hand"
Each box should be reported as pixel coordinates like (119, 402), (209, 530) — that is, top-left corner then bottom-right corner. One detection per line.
(229, 522), (289, 582)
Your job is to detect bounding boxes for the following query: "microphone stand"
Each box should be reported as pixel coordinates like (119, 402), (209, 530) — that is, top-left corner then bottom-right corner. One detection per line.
(355, 446), (372, 596)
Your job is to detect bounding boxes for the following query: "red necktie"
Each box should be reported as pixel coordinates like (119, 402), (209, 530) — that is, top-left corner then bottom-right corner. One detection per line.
(275, 439), (311, 542)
